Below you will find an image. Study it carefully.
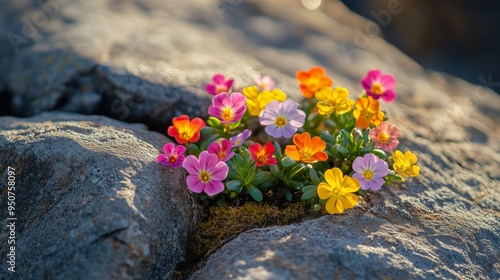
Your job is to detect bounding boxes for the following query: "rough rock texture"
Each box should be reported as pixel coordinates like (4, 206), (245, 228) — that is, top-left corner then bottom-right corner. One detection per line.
(1, 0), (499, 279)
(0, 112), (197, 280)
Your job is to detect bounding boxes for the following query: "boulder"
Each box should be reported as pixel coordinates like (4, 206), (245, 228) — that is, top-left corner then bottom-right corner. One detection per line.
(0, 112), (197, 279)
(0, 0), (499, 279)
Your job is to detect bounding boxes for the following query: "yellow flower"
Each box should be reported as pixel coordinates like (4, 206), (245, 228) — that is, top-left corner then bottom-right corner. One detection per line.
(392, 150), (420, 179)
(353, 96), (384, 129)
(317, 168), (360, 214)
(315, 87), (354, 115)
(243, 86), (287, 116)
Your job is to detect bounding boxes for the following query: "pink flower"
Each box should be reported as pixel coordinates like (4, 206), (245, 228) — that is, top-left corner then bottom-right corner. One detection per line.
(369, 122), (401, 151)
(230, 129), (252, 147)
(361, 69), (396, 102)
(253, 75), (275, 91)
(352, 154), (389, 191)
(157, 143), (186, 168)
(182, 151), (229, 196)
(206, 74), (234, 95)
(208, 92), (246, 124)
(207, 139), (234, 162)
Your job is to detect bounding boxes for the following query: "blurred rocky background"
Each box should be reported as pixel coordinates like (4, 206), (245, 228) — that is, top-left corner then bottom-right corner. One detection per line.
(341, 0), (500, 93)
(0, 0), (499, 279)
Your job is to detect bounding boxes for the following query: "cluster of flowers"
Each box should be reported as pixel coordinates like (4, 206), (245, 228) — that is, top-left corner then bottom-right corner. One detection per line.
(158, 68), (420, 214)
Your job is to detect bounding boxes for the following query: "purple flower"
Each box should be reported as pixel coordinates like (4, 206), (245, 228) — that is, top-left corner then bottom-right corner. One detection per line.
(260, 99), (306, 138)
(253, 75), (275, 91)
(361, 69), (396, 102)
(182, 151), (229, 196)
(208, 92), (246, 124)
(157, 143), (186, 168)
(206, 74), (234, 96)
(230, 129), (252, 147)
(207, 139), (234, 162)
(352, 154), (389, 191)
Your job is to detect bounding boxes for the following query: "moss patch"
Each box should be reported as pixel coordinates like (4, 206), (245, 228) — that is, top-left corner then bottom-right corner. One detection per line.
(174, 199), (320, 279)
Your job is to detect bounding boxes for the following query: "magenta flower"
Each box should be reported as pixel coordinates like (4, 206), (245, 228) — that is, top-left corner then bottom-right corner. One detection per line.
(253, 75), (275, 91)
(157, 143), (186, 168)
(182, 151), (229, 196)
(230, 129), (252, 147)
(361, 69), (396, 102)
(206, 74), (234, 95)
(208, 92), (246, 124)
(260, 99), (306, 138)
(352, 154), (389, 191)
(207, 139), (234, 162)
(369, 122), (401, 152)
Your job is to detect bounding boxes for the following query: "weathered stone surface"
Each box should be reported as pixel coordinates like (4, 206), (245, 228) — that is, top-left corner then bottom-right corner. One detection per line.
(0, 112), (197, 279)
(1, 0), (499, 279)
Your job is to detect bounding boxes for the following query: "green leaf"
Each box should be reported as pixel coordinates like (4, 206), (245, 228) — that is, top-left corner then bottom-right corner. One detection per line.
(371, 149), (387, 159)
(229, 120), (241, 130)
(259, 180), (275, 189)
(270, 164), (280, 177)
(313, 204), (322, 211)
(302, 184), (318, 193)
(363, 128), (371, 144)
(352, 128), (363, 143)
(226, 180), (243, 191)
(308, 166), (320, 185)
(253, 171), (271, 185)
(284, 190), (293, 202)
(301, 190), (318, 200)
(247, 185), (263, 202)
(289, 181), (304, 191)
(200, 126), (218, 134)
(333, 144), (349, 156)
(320, 130), (335, 144)
(360, 146), (372, 153)
(274, 142), (283, 162)
(207, 116), (221, 128)
(289, 163), (307, 179)
(281, 156), (296, 167)
(340, 129), (352, 145)
(188, 143), (200, 156)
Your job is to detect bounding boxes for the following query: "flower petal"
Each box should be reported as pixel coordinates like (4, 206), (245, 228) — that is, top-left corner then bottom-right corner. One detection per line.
(204, 181), (225, 196)
(324, 168), (343, 188)
(210, 161), (229, 181)
(381, 89), (396, 102)
(342, 176), (360, 193)
(186, 175), (203, 193)
(380, 74), (396, 89)
(317, 182), (333, 200)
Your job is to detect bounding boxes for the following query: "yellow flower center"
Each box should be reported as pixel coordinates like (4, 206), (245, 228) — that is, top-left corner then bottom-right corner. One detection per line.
(199, 171), (211, 182)
(221, 107), (234, 122)
(181, 132), (190, 140)
(371, 83), (384, 95)
(217, 151), (226, 160)
(363, 170), (374, 180)
(169, 155), (177, 163)
(275, 116), (287, 127)
(259, 156), (266, 163)
(378, 132), (390, 144)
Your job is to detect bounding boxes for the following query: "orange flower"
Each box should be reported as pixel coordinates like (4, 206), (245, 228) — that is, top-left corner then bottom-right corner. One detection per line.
(353, 96), (384, 129)
(296, 66), (333, 98)
(285, 132), (328, 163)
(167, 115), (205, 144)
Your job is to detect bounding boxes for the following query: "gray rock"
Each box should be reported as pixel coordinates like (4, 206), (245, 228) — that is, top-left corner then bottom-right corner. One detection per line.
(0, 112), (198, 280)
(1, 0), (499, 279)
